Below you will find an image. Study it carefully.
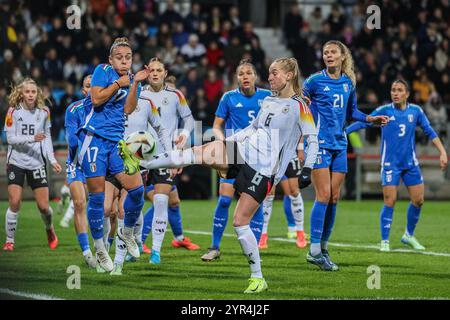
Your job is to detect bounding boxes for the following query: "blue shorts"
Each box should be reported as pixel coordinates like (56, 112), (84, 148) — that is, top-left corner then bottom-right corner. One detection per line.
(381, 166), (423, 186)
(313, 148), (347, 173)
(78, 130), (124, 179)
(67, 163), (86, 185)
(220, 178), (235, 184)
(145, 184), (177, 194)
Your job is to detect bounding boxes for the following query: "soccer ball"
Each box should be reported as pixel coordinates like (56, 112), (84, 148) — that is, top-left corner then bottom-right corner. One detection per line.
(124, 131), (157, 160)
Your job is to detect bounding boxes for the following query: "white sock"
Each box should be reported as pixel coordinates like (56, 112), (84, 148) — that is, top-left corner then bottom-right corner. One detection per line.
(134, 212), (143, 244)
(5, 208), (18, 243)
(114, 235), (127, 265)
(103, 217), (111, 245)
(311, 243), (322, 256)
(262, 195), (274, 234)
(94, 238), (106, 252)
(60, 184), (70, 197)
(152, 194), (169, 252)
(141, 149), (195, 169)
(41, 207), (53, 230)
(175, 234), (184, 241)
(288, 225), (296, 233)
(290, 193), (304, 232)
(62, 200), (75, 223)
(235, 225), (263, 279)
(83, 249), (92, 256)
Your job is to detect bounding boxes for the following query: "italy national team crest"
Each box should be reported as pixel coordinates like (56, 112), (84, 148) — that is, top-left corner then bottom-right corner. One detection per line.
(90, 163), (97, 173)
(408, 114), (414, 122)
(343, 83), (349, 92)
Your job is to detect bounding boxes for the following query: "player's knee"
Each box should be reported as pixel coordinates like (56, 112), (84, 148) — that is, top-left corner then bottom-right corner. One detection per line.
(316, 188), (331, 203)
(73, 199), (85, 213)
(218, 195), (232, 209)
(38, 205), (50, 215)
(384, 195), (397, 207)
(330, 191), (340, 204)
(412, 197), (424, 207)
(169, 198), (180, 207)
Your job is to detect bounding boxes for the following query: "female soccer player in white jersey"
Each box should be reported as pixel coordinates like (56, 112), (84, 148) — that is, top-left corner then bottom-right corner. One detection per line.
(302, 40), (389, 271)
(78, 37), (150, 272)
(131, 57), (319, 293)
(3, 78), (62, 251)
(346, 80), (448, 252)
(138, 57), (195, 265)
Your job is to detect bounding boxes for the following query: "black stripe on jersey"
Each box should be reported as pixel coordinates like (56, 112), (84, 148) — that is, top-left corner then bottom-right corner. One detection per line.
(39, 141), (47, 166)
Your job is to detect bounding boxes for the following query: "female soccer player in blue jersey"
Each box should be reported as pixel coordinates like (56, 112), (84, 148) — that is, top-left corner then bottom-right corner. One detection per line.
(64, 74), (96, 268)
(78, 37), (150, 272)
(302, 40), (388, 271)
(201, 59), (272, 262)
(346, 80), (448, 252)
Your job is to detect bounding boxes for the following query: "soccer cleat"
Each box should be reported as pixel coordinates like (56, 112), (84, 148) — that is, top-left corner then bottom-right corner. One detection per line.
(296, 231), (307, 248)
(110, 263), (123, 276)
(380, 240), (390, 252)
(244, 277), (268, 294)
(149, 250), (161, 264)
(201, 248), (221, 262)
(142, 244), (151, 254)
(118, 140), (140, 175)
(2, 242), (14, 251)
(306, 251), (337, 271)
(96, 264), (106, 273)
(83, 251), (97, 269)
(59, 218), (70, 228)
(258, 233), (268, 249)
(117, 227), (140, 259)
(171, 237), (200, 250)
(287, 231), (297, 239)
(96, 249), (114, 272)
(401, 233), (425, 250)
(137, 241), (143, 254)
(321, 249), (339, 271)
(46, 228), (58, 250)
(125, 253), (137, 263)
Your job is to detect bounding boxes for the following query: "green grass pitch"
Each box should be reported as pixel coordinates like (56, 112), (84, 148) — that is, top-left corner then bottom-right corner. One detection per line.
(0, 200), (449, 300)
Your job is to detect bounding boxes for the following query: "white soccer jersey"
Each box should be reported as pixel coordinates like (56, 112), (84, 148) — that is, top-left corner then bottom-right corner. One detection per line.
(4, 105), (57, 170)
(227, 95), (318, 185)
(140, 85), (194, 151)
(125, 96), (172, 153)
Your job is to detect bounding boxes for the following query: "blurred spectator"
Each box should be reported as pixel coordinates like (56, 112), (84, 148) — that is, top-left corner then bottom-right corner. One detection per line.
(224, 36), (245, 71)
(327, 4), (346, 35)
(206, 40), (224, 67)
(283, 4), (303, 50)
(413, 71), (434, 103)
(0, 49), (15, 87)
(307, 7), (323, 34)
(63, 56), (85, 85)
(185, 2), (204, 33)
(140, 36), (161, 61)
(203, 68), (223, 106)
(425, 92), (448, 139)
(180, 34), (206, 64)
(228, 6), (241, 30)
(159, 38), (178, 65)
(159, 0), (183, 28)
(179, 67), (203, 102)
(172, 22), (190, 48)
(191, 88), (215, 127)
(237, 22), (259, 46)
(208, 7), (222, 34)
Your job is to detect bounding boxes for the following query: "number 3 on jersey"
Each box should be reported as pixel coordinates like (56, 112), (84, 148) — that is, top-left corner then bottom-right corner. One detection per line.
(398, 124), (406, 137)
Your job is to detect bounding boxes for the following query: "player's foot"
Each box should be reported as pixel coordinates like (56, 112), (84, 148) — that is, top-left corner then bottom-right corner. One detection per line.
(59, 218), (70, 228)
(105, 241), (111, 253)
(149, 250), (161, 264)
(287, 231), (297, 239)
(244, 277), (268, 294)
(172, 237), (200, 250)
(96, 264), (106, 273)
(380, 240), (390, 252)
(401, 233), (425, 250)
(83, 251), (97, 269)
(2, 242), (14, 251)
(201, 248), (221, 262)
(321, 249), (339, 271)
(96, 248), (113, 272)
(296, 231), (307, 248)
(118, 140), (140, 175)
(142, 244), (151, 254)
(117, 227), (140, 259)
(258, 233), (268, 249)
(110, 263), (123, 276)
(46, 227), (58, 250)
(125, 253), (137, 263)
(137, 241), (143, 254)
(306, 251), (337, 271)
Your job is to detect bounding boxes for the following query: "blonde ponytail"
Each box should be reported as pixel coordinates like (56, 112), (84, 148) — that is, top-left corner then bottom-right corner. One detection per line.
(273, 57), (302, 96)
(8, 78), (47, 110)
(110, 37), (131, 55)
(324, 40), (356, 86)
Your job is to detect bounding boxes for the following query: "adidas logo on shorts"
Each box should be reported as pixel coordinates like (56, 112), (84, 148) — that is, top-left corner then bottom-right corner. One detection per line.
(248, 185), (256, 192)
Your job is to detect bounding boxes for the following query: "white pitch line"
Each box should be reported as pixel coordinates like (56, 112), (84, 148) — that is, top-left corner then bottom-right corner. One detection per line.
(184, 229), (450, 258)
(0, 288), (64, 300)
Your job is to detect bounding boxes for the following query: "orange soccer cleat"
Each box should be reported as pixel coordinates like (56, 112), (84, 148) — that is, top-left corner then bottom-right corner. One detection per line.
(2, 242), (14, 251)
(142, 243), (152, 254)
(296, 230), (307, 248)
(258, 233), (268, 249)
(171, 237), (200, 250)
(47, 227), (59, 250)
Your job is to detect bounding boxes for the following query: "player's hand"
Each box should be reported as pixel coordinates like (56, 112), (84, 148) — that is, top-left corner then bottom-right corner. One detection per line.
(367, 115), (389, 126)
(298, 167), (312, 189)
(34, 133), (45, 142)
(174, 134), (188, 149)
(297, 150), (305, 162)
(440, 153), (448, 171)
(116, 75), (131, 88)
(52, 162), (62, 174)
(134, 66), (150, 83)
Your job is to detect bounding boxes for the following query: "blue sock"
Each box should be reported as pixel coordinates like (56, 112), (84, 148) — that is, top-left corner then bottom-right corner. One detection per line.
(211, 195), (232, 249)
(380, 205), (394, 241)
(250, 205), (264, 243)
(77, 232), (90, 252)
(406, 203), (421, 236)
(168, 206), (183, 238)
(107, 237), (114, 246)
(87, 192), (105, 240)
(283, 195), (295, 228)
(310, 201), (328, 244)
(123, 185), (144, 228)
(141, 206), (154, 243)
(322, 203), (337, 242)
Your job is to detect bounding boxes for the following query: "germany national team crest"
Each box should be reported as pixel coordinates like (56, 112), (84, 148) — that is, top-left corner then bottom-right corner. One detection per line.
(162, 97), (169, 105)
(9, 171), (15, 181)
(408, 114), (414, 122)
(343, 83), (349, 92)
(282, 106), (289, 114)
(90, 163), (97, 173)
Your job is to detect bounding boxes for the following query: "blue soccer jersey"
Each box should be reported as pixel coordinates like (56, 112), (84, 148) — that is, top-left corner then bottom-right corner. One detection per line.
(65, 99), (88, 163)
(347, 103), (438, 170)
(82, 64), (141, 142)
(215, 87), (272, 135)
(303, 69), (367, 150)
